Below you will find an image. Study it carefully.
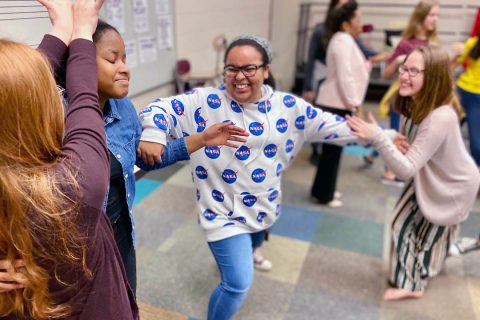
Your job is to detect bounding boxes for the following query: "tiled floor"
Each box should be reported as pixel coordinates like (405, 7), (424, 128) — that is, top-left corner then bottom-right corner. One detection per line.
(133, 103), (480, 320)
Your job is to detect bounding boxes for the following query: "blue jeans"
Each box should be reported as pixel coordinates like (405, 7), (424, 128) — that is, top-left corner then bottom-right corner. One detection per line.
(207, 231), (266, 320)
(458, 87), (480, 166)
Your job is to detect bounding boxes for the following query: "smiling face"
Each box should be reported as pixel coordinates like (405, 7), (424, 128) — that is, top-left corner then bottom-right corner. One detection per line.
(423, 5), (439, 32)
(96, 29), (130, 108)
(398, 51), (425, 99)
(224, 45), (269, 104)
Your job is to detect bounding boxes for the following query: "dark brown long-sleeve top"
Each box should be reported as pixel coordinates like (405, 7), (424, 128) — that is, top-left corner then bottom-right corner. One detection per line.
(32, 35), (138, 319)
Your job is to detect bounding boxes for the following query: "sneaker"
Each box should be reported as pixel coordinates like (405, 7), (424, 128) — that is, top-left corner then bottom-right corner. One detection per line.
(381, 177), (405, 188)
(449, 237), (480, 256)
(253, 249), (273, 271)
(363, 155), (375, 166)
(325, 199), (343, 208)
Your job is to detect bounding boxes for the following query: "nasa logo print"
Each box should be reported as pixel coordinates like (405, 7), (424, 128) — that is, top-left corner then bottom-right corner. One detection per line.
(268, 188), (279, 202)
(295, 115), (305, 130)
(263, 144), (277, 158)
(324, 132), (339, 140)
(203, 209), (217, 221)
(318, 121), (326, 131)
(207, 94), (222, 109)
(257, 212), (267, 223)
(139, 106), (152, 116)
(212, 189), (225, 202)
(184, 89), (196, 95)
(335, 115), (345, 122)
(152, 98), (162, 103)
(276, 163), (283, 176)
(276, 118), (288, 133)
(285, 139), (295, 153)
(171, 99), (185, 116)
(249, 122), (264, 136)
(242, 194), (257, 207)
(153, 113), (168, 130)
(171, 114), (178, 127)
(306, 105), (318, 119)
(230, 101), (243, 113)
(182, 131), (190, 137)
(205, 146), (221, 159)
(234, 216), (247, 224)
(195, 166), (208, 179)
(222, 169), (237, 184)
(251, 168), (267, 183)
(194, 107), (207, 132)
(257, 100), (272, 114)
(283, 95), (296, 108)
(223, 222), (235, 227)
(235, 145), (251, 161)
(276, 204), (281, 216)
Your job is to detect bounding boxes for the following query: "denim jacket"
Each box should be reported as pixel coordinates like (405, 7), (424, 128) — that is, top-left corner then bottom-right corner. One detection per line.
(104, 97), (190, 242)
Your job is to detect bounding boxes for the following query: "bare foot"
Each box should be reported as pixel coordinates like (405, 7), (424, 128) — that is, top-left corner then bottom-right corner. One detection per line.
(383, 288), (424, 301)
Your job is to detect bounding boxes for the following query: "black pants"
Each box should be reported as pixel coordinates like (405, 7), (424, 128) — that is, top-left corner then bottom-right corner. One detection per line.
(311, 106), (351, 203)
(111, 212), (137, 294)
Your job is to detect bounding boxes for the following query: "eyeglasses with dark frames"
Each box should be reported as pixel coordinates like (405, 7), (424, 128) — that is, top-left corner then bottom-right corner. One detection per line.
(223, 64), (266, 78)
(398, 65), (424, 77)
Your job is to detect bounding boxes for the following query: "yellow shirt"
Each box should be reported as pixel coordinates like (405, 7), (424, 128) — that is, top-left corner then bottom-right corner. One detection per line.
(457, 37), (480, 94)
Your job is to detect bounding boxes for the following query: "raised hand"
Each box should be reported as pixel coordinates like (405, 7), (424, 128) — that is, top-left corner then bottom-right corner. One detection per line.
(137, 141), (165, 166)
(37, 0), (73, 45)
(346, 112), (379, 141)
(201, 122), (249, 148)
(0, 259), (28, 293)
(72, 0), (105, 41)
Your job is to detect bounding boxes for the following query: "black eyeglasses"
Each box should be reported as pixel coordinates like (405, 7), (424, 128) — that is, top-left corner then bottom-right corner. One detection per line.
(398, 65), (424, 77)
(223, 64), (266, 78)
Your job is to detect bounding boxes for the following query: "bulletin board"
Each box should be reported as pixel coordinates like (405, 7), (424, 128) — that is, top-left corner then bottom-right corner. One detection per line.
(0, 0), (176, 96)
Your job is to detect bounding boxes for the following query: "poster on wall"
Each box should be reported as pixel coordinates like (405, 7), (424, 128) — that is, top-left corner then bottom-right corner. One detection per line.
(157, 15), (173, 50)
(139, 36), (158, 64)
(124, 40), (138, 69)
(104, 0), (126, 34)
(155, 0), (170, 16)
(133, 0), (149, 34)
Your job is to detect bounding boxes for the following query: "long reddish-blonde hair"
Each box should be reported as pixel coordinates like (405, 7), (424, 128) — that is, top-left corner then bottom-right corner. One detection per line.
(402, 0), (439, 43)
(0, 39), (87, 319)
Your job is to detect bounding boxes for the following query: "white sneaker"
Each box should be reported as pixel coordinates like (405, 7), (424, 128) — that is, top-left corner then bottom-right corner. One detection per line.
(253, 249), (273, 271)
(325, 199), (343, 208)
(334, 191), (342, 199)
(449, 237), (480, 256)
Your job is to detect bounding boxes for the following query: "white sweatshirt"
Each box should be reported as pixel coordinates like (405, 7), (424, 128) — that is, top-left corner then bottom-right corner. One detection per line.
(140, 85), (357, 242)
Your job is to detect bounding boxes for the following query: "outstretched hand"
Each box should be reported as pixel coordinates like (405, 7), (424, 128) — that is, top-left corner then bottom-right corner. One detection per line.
(71, 0), (105, 41)
(202, 122), (249, 148)
(37, 0), (73, 45)
(346, 112), (379, 141)
(137, 141), (165, 166)
(0, 259), (28, 293)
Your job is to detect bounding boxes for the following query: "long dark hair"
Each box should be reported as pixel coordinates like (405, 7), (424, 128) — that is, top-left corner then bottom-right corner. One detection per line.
(320, 0), (358, 55)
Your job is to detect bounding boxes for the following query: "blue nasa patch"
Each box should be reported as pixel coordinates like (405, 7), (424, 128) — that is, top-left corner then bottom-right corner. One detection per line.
(171, 99), (185, 116)
(153, 114), (168, 130)
(285, 139), (295, 153)
(318, 121), (326, 131)
(276, 118), (288, 133)
(242, 194), (257, 207)
(235, 145), (251, 161)
(295, 115), (305, 130)
(227, 211), (234, 216)
(276, 163), (283, 176)
(222, 169), (237, 184)
(218, 84), (226, 90)
(268, 189), (279, 202)
(283, 95), (296, 108)
(263, 144), (277, 158)
(205, 146), (221, 159)
(249, 122), (264, 136)
(138, 106), (152, 115)
(230, 101), (243, 113)
(212, 189), (225, 202)
(251, 168), (267, 183)
(306, 105), (318, 119)
(234, 216), (247, 224)
(324, 132), (339, 140)
(257, 212), (267, 223)
(182, 131), (190, 137)
(257, 100), (272, 114)
(171, 114), (178, 127)
(203, 209), (217, 221)
(195, 166), (208, 179)
(207, 94), (222, 109)
(223, 222), (235, 226)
